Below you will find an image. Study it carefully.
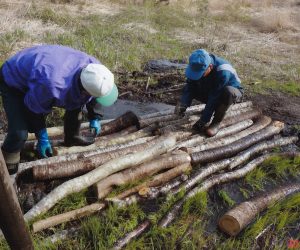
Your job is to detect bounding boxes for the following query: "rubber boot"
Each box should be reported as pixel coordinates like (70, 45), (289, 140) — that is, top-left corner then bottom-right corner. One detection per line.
(64, 109), (95, 147)
(2, 149), (20, 175)
(206, 103), (230, 137)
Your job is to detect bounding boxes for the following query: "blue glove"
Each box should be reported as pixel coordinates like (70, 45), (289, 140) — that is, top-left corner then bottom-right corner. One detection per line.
(89, 119), (101, 136)
(35, 128), (53, 158)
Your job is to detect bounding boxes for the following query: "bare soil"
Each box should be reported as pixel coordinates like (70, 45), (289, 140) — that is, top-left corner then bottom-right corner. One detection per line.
(117, 69), (300, 126)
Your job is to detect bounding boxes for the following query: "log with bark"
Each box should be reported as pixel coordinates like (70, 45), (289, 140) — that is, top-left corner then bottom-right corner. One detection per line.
(219, 183), (300, 236)
(113, 220), (151, 250)
(191, 120), (284, 165)
(32, 202), (105, 233)
(190, 116), (272, 153)
(158, 152), (297, 228)
(24, 135), (176, 222)
(95, 152), (191, 199)
(98, 111), (140, 135)
(112, 162), (192, 200)
(228, 136), (299, 169)
(176, 119), (254, 149)
(33, 136), (159, 181)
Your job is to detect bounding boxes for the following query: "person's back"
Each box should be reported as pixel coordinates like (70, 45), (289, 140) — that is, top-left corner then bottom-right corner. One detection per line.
(0, 45), (118, 174)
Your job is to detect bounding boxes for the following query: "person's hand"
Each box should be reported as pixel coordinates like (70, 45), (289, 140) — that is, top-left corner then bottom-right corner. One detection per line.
(192, 119), (208, 133)
(89, 119), (101, 136)
(174, 103), (187, 117)
(36, 128), (52, 158)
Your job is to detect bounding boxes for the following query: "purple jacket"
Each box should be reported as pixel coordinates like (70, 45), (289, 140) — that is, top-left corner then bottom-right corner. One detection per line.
(2, 45), (100, 114)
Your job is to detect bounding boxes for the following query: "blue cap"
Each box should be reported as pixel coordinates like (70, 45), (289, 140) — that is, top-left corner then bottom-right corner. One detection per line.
(185, 49), (211, 80)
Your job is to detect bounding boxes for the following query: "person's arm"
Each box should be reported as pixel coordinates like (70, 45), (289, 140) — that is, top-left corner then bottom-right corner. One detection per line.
(24, 84), (54, 157)
(180, 79), (196, 107)
(86, 98), (102, 136)
(175, 80), (196, 116)
(200, 71), (230, 124)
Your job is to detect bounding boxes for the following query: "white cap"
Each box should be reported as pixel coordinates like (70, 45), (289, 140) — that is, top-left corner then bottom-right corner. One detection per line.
(80, 64), (114, 98)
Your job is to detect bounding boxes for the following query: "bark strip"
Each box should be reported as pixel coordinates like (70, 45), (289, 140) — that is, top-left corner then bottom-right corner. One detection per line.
(219, 183), (300, 236)
(95, 152), (191, 199)
(24, 136), (176, 222)
(191, 120), (284, 164)
(32, 203), (105, 233)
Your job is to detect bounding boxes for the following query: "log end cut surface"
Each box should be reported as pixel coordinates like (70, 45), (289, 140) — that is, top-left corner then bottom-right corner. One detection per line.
(218, 214), (241, 236)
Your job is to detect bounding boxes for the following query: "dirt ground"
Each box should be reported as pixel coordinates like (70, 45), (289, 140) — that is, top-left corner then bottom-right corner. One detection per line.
(117, 69), (300, 126)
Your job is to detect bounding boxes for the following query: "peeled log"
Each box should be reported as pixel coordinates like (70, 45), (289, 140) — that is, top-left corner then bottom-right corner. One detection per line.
(190, 116), (272, 153)
(113, 163), (192, 199)
(228, 136), (299, 169)
(24, 135), (176, 222)
(219, 183), (300, 236)
(32, 203), (105, 233)
(33, 136), (159, 181)
(191, 120), (284, 165)
(177, 119), (254, 149)
(53, 124), (157, 156)
(95, 152), (191, 199)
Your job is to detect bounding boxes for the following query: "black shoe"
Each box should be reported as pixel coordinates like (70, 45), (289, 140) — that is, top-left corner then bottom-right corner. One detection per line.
(64, 135), (95, 147)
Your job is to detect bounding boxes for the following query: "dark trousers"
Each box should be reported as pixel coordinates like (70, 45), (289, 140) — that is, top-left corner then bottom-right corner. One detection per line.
(194, 86), (243, 107)
(0, 71), (28, 153)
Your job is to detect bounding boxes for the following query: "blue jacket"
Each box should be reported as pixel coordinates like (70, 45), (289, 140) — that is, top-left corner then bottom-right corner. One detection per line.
(181, 54), (243, 123)
(2, 45), (100, 114)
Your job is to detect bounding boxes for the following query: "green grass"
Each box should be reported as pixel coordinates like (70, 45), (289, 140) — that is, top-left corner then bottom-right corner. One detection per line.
(218, 190), (236, 207)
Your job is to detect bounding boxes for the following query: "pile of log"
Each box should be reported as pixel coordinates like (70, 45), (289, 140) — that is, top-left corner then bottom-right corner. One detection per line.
(5, 101), (299, 247)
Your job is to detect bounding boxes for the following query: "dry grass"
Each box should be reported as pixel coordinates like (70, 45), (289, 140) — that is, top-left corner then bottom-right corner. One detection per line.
(251, 8), (296, 33)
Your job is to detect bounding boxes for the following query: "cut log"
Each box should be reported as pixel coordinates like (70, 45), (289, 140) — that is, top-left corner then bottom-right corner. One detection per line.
(112, 163), (192, 200)
(99, 111), (140, 135)
(95, 152), (191, 199)
(228, 136), (298, 169)
(139, 114), (179, 128)
(33, 136), (159, 181)
(190, 116), (272, 153)
(191, 120), (284, 165)
(53, 124), (157, 155)
(177, 119), (254, 149)
(112, 220), (151, 250)
(219, 183), (300, 236)
(159, 152), (294, 228)
(107, 175), (188, 208)
(44, 227), (79, 244)
(171, 158), (233, 195)
(32, 203), (105, 233)
(24, 135), (176, 222)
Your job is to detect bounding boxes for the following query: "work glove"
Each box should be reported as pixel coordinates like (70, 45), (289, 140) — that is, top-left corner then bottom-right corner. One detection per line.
(36, 128), (53, 158)
(174, 103), (187, 117)
(89, 119), (101, 136)
(192, 119), (208, 133)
